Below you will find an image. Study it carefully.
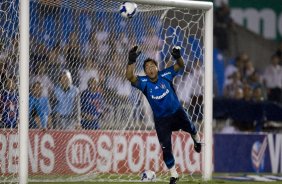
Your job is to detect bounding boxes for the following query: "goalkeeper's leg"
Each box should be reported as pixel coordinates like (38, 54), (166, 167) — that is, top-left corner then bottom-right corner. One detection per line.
(174, 107), (202, 153)
(155, 118), (179, 183)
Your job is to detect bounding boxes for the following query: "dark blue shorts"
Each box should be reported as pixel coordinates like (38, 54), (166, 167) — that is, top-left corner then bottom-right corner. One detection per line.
(154, 107), (197, 134)
(154, 107), (197, 147)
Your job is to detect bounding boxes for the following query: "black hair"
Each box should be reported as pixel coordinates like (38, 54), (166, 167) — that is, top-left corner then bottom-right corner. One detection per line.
(143, 58), (158, 71)
(87, 77), (97, 87)
(271, 54), (279, 60)
(31, 81), (42, 88)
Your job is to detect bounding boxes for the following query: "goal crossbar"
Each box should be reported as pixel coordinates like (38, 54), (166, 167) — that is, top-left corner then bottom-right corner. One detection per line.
(123, 0), (213, 10)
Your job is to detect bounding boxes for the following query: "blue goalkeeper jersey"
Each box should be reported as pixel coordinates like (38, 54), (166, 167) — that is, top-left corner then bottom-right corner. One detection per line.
(133, 66), (181, 118)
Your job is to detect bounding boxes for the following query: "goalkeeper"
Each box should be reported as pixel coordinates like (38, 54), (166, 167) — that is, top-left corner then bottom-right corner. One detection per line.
(126, 46), (201, 184)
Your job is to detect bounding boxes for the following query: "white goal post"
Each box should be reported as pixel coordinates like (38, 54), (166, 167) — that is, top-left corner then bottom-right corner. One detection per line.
(19, 0), (30, 184)
(17, 0), (213, 183)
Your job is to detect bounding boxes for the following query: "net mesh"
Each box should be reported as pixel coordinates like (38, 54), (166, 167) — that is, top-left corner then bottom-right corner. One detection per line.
(0, 0), (20, 183)
(0, 0), (205, 182)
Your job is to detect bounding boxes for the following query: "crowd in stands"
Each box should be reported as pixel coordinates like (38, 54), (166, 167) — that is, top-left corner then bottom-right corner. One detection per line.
(0, 0), (180, 131)
(0, 24), (135, 130)
(213, 3), (282, 133)
(214, 3), (282, 104)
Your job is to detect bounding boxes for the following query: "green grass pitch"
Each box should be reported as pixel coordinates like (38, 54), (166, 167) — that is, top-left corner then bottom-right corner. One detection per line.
(25, 173), (282, 184)
(29, 181), (282, 184)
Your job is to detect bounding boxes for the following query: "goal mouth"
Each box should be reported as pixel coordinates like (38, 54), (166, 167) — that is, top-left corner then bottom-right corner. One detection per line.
(1, 0), (213, 182)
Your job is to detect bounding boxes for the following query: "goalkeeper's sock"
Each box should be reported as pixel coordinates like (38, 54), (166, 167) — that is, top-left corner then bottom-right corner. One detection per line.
(169, 165), (179, 178)
(191, 133), (202, 153)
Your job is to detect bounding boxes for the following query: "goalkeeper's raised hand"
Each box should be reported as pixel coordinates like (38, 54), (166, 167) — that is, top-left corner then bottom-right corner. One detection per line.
(128, 46), (141, 65)
(171, 46), (181, 59)
(171, 46), (184, 71)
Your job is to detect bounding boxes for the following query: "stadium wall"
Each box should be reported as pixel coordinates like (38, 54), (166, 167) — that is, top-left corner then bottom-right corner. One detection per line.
(228, 24), (277, 71)
(0, 130), (201, 175)
(214, 133), (281, 173)
(1, 130), (281, 175)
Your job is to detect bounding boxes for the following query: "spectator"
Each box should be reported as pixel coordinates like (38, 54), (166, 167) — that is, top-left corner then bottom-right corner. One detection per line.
(263, 55), (282, 103)
(221, 120), (240, 134)
(247, 71), (263, 89)
(5, 37), (19, 75)
(91, 21), (110, 65)
(252, 86), (264, 102)
(29, 82), (51, 129)
(115, 32), (129, 55)
(30, 43), (49, 75)
(224, 56), (242, 87)
(116, 78), (132, 101)
(64, 32), (82, 86)
(48, 43), (66, 83)
(248, 70), (267, 99)
(0, 61), (7, 91)
(234, 87), (244, 100)
(237, 53), (250, 79)
(275, 41), (282, 64)
(244, 59), (255, 79)
(83, 31), (99, 60)
(224, 53), (251, 90)
(188, 60), (204, 121)
(214, 2), (233, 52)
(242, 84), (253, 101)
(105, 69), (131, 101)
(30, 63), (53, 98)
(79, 58), (99, 91)
(83, 21), (110, 66)
(51, 70), (80, 130)
(81, 77), (104, 130)
(0, 77), (18, 128)
(223, 71), (242, 98)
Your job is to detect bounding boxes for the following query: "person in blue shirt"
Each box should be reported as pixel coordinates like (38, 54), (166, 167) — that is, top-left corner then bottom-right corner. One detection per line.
(81, 77), (104, 130)
(29, 81), (51, 129)
(126, 46), (201, 184)
(51, 70), (80, 130)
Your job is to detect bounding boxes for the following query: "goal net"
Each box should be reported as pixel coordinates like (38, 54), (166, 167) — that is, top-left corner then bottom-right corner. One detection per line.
(0, 0), (20, 183)
(0, 0), (212, 182)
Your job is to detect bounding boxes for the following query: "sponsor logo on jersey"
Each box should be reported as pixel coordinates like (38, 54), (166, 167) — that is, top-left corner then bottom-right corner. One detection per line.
(160, 83), (166, 89)
(161, 72), (171, 77)
(151, 89), (169, 100)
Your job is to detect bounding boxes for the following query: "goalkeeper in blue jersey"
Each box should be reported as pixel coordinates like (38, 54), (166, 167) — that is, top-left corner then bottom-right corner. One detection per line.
(126, 46), (201, 184)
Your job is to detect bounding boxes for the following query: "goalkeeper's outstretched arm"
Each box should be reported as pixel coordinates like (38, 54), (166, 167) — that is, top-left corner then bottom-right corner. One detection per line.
(126, 46), (141, 85)
(126, 64), (137, 84)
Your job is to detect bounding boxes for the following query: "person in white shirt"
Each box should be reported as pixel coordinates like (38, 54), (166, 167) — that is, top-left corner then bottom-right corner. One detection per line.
(79, 58), (99, 91)
(263, 55), (282, 103)
(30, 64), (53, 98)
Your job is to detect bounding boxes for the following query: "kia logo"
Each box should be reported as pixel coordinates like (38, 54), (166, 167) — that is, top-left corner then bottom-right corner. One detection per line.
(66, 134), (96, 174)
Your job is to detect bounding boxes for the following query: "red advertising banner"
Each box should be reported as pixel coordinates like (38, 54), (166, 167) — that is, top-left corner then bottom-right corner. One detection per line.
(0, 130), (201, 175)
